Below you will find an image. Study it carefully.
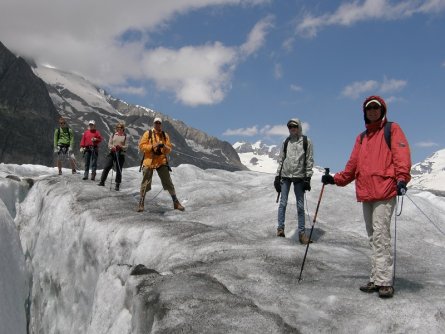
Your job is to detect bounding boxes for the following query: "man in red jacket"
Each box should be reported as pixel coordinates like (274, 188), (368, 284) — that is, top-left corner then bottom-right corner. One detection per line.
(80, 120), (103, 181)
(322, 95), (411, 298)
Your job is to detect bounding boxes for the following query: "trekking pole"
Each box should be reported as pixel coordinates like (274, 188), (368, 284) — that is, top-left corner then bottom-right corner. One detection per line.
(392, 196), (400, 287)
(298, 167), (330, 282)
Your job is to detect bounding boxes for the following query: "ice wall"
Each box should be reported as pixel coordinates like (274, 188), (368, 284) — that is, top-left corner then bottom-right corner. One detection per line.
(13, 165), (445, 334)
(0, 200), (28, 334)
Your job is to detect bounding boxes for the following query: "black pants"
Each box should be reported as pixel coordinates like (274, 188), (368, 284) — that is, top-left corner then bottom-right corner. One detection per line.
(100, 152), (125, 184)
(84, 147), (98, 177)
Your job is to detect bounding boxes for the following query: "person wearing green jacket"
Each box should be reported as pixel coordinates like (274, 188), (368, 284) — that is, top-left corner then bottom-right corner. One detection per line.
(54, 117), (76, 175)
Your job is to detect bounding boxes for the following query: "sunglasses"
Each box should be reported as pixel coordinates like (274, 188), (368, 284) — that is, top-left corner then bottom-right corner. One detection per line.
(59, 122), (66, 125)
(288, 125), (298, 129)
(365, 105), (381, 111)
(154, 121), (161, 125)
(116, 127), (123, 129)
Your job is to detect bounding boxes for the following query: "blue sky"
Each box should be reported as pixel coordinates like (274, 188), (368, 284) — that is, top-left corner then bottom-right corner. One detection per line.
(1, 0), (445, 171)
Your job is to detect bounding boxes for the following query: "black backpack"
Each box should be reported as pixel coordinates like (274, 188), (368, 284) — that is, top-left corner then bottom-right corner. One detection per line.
(360, 122), (392, 149)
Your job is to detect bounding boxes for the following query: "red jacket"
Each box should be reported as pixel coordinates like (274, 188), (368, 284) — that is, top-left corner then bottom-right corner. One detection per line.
(334, 97), (411, 202)
(80, 129), (103, 148)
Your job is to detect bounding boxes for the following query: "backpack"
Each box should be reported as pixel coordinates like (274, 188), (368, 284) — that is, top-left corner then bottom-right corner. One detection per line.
(139, 129), (168, 172)
(360, 122), (392, 149)
(278, 135), (309, 178)
(283, 135), (308, 161)
(57, 127), (71, 144)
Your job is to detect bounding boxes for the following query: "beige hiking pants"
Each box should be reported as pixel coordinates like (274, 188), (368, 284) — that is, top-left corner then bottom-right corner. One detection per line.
(362, 197), (396, 287)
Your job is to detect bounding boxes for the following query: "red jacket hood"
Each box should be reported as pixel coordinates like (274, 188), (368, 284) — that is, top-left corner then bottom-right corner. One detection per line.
(363, 95), (387, 124)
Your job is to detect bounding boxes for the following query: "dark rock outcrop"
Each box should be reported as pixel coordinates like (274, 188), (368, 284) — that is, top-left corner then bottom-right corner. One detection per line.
(0, 42), (59, 166)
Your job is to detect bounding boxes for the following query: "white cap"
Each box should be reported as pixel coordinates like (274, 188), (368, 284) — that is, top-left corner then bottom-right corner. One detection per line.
(88, 120), (96, 125)
(365, 99), (381, 108)
(153, 117), (162, 124)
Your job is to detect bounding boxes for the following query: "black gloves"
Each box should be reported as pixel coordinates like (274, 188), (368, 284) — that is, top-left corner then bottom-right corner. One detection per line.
(303, 177), (311, 192)
(321, 174), (335, 185)
(397, 180), (407, 196)
(274, 176), (281, 193)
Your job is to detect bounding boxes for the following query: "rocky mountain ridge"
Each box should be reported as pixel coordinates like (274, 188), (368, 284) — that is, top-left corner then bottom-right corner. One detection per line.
(0, 41), (245, 171)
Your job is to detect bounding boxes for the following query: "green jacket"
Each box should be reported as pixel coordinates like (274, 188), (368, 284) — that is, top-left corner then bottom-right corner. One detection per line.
(54, 127), (74, 149)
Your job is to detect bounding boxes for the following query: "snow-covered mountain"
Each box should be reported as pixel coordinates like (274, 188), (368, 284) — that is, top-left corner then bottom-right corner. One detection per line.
(32, 64), (244, 171)
(410, 148), (445, 195)
(233, 140), (280, 174)
(1, 163), (444, 333)
(1, 40), (244, 171)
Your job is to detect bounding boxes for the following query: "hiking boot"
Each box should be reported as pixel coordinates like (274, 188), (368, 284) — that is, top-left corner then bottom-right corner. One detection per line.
(277, 228), (285, 237)
(72, 169), (77, 174)
(299, 233), (313, 245)
(82, 176), (88, 180)
(359, 282), (380, 293)
(98, 181), (105, 186)
(136, 198), (144, 212)
(378, 286), (394, 298)
(115, 183), (120, 191)
(91, 172), (96, 181)
(58, 170), (62, 175)
(174, 200), (185, 211)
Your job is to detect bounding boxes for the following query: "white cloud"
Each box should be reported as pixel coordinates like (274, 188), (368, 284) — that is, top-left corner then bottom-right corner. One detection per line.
(415, 141), (439, 148)
(282, 37), (295, 51)
(142, 43), (237, 106)
(380, 76), (407, 93)
(239, 15), (274, 57)
(274, 63), (283, 79)
(342, 80), (379, 99)
(290, 84), (302, 92)
(342, 77), (407, 99)
(259, 125), (288, 137)
(223, 126), (258, 136)
(0, 0), (270, 106)
(111, 86), (146, 96)
(224, 122), (310, 137)
(296, 0), (445, 37)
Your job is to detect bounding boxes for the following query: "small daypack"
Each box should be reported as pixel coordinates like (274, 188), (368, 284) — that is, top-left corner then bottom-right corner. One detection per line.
(56, 127), (71, 144)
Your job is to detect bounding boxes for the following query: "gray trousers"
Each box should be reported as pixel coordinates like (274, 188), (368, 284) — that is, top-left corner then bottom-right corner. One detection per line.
(362, 197), (396, 286)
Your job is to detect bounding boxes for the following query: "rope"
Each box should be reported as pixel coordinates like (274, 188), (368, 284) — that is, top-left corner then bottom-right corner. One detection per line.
(405, 193), (445, 235)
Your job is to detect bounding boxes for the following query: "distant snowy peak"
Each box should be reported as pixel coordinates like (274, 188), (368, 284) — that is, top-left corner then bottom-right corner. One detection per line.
(410, 148), (445, 194)
(233, 141), (280, 174)
(33, 65), (120, 116)
(233, 140), (279, 155)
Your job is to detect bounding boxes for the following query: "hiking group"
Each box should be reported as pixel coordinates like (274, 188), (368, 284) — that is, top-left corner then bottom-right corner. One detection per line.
(54, 116), (185, 212)
(55, 94), (411, 298)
